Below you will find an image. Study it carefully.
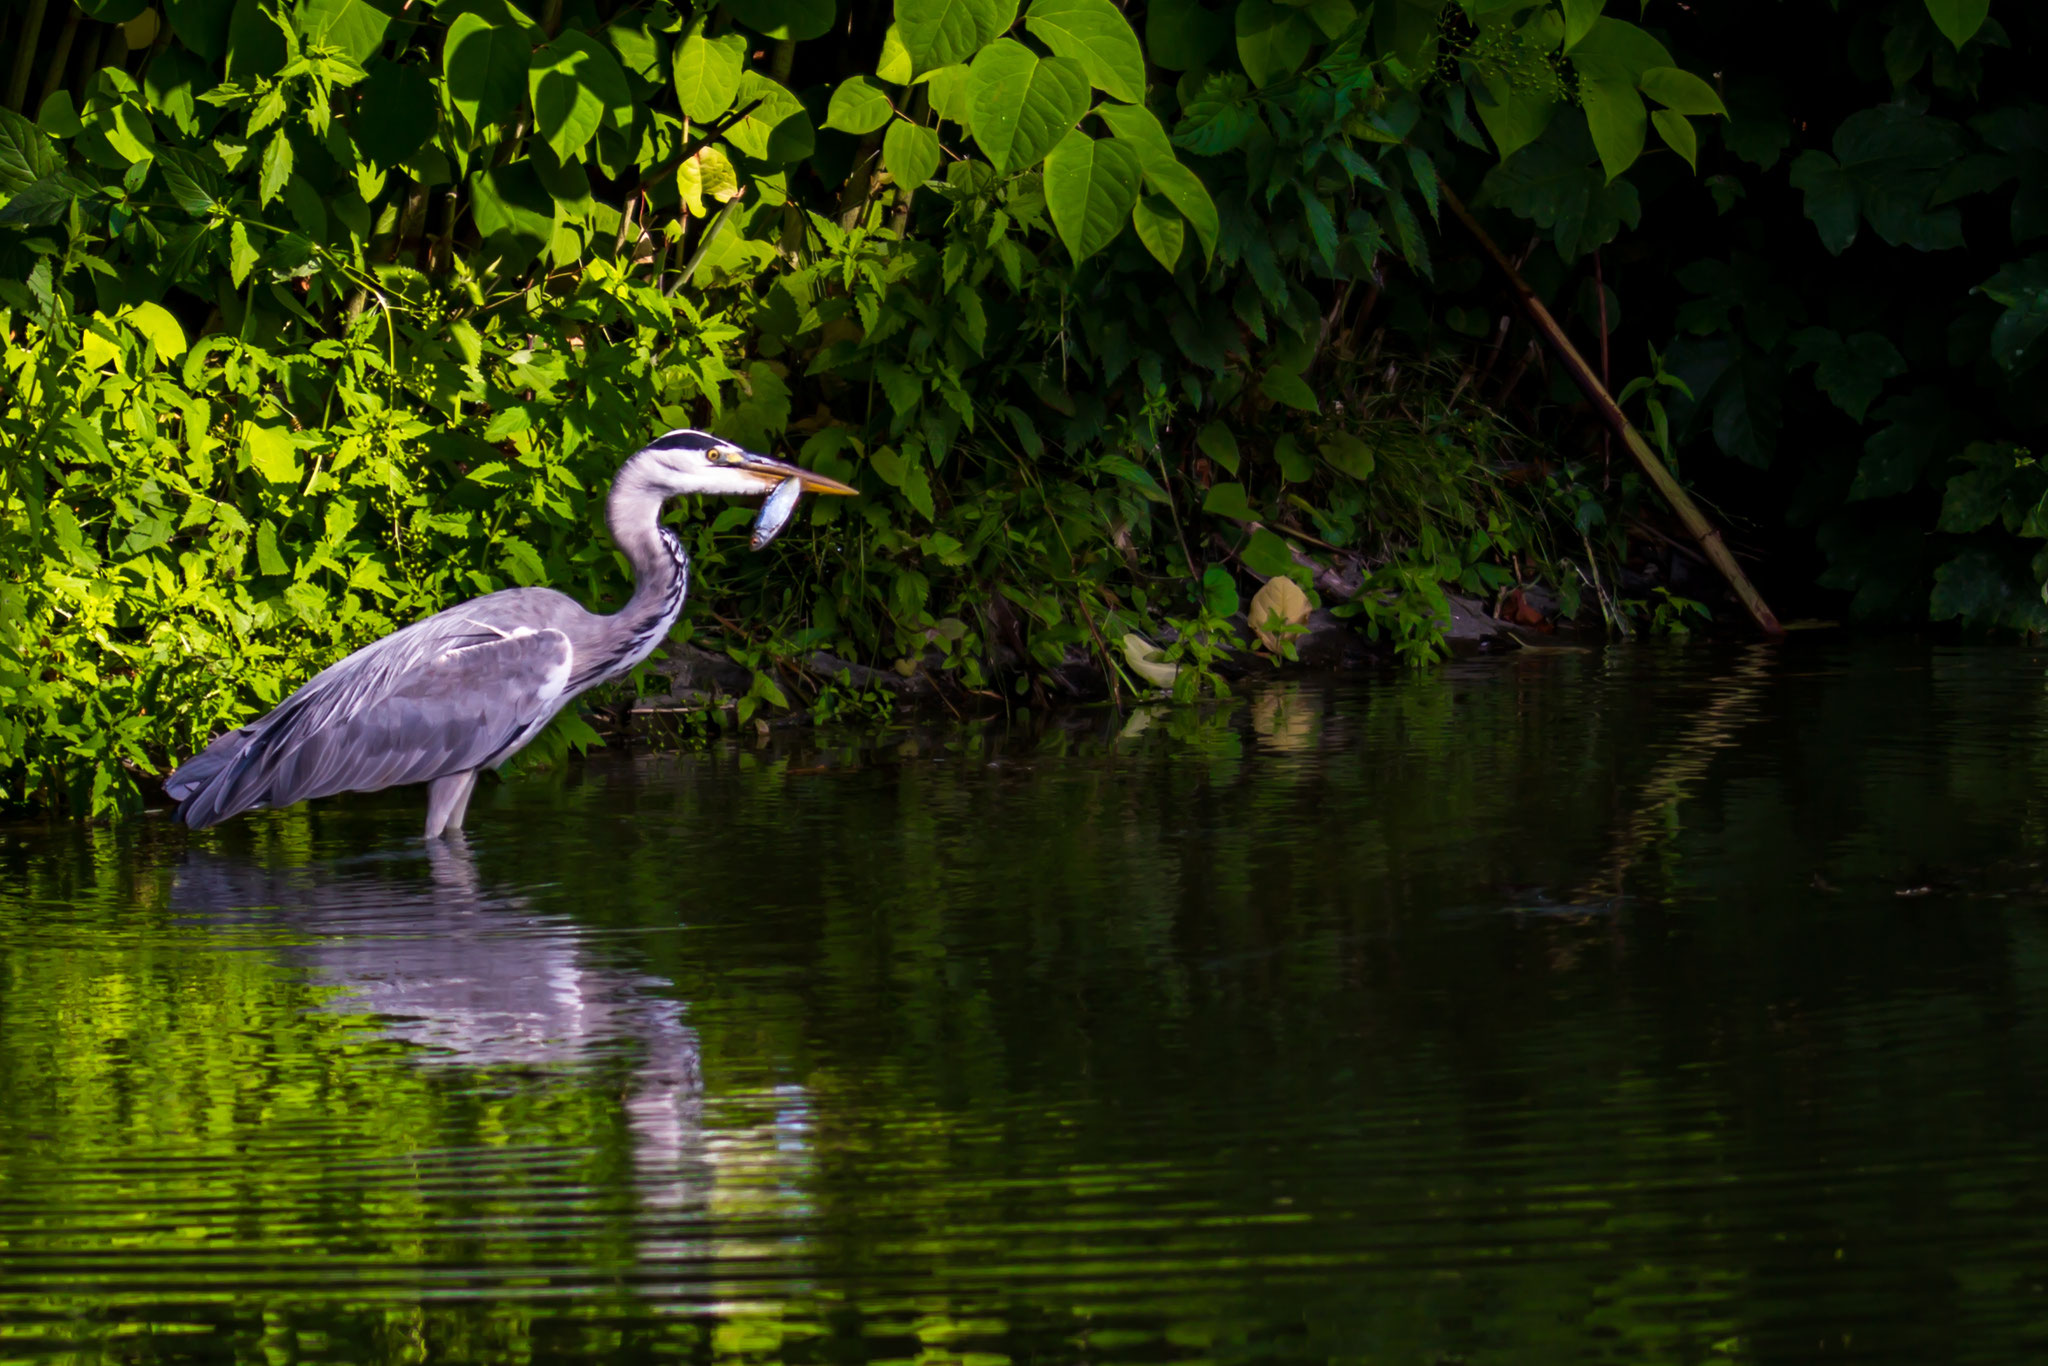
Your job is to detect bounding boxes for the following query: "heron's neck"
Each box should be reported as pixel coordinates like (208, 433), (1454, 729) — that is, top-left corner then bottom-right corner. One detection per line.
(603, 465), (691, 670)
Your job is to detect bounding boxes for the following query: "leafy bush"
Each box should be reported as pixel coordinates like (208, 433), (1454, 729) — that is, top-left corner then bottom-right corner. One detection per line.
(0, 0), (1742, 816)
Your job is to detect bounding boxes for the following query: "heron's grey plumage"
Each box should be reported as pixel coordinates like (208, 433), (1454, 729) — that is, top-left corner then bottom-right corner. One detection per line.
(164, 429), (848, 836)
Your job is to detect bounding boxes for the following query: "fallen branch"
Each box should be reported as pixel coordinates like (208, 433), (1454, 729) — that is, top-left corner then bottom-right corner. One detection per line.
(1441, 184), (1784, 637)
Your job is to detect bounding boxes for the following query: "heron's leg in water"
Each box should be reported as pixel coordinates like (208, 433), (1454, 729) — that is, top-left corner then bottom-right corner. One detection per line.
(424, 770), (479, 838)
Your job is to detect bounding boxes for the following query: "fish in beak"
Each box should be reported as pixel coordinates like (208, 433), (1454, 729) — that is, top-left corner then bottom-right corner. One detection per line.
(733, 453), (855, 550)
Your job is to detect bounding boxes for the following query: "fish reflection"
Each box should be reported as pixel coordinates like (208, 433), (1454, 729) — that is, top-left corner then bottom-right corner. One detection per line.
(169, 837), (705, 1214)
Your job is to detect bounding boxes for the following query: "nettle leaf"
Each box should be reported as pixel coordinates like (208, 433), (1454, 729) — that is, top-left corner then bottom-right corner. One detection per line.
(1234, 0), (1316, 90)
(258, 129), (294, 205)
(528, 30), (630, 163)
(296, 0), (395, 63)
(1850, 390), (1953, 501)
(1147, 0), (1230, 71)
(1099, 102), (1218, 263)
(1978, 255), (2048, 372)
(897, 0), (1012, 76)
(672, 25), (745, 123)
(0, 169), (95, 227)
(157, 148), (223, 215)
(1023, 0), (1146, 103)
(0, 109), (60, 194)
(1132, 193), (1184, 270)
(726, 0), (838, 42)
(826, 75), (895, 134)
(1171, 71), (1257, 156)
(726, 71), (816, 163)
(1789, 150), (1858, 253)
(964, 39), (1089, 174)
(444, 12), (532, 133)
(1474, 114), (1641, 261)
(1787, 327), (1908, 421)
(883, 119), (941, 189)
(1044, 128), (1140, 263)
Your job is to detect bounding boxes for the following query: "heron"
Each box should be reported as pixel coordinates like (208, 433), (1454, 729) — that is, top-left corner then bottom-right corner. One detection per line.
(164, 429), (854, 837)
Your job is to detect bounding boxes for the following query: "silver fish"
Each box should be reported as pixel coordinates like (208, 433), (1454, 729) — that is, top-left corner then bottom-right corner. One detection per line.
(750, 477), (803, 550)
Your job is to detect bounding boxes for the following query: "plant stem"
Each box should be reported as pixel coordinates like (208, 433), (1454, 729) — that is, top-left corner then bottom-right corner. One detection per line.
(4, 0), (48, 112)
(1442, 183), (1783, 637)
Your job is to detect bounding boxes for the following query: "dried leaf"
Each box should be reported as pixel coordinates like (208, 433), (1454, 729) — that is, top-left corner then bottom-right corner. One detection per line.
(1248, 574), (1309, 652)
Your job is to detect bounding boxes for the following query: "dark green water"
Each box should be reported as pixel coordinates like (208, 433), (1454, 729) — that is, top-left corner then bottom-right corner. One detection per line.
(6, 640), (2048, 1364)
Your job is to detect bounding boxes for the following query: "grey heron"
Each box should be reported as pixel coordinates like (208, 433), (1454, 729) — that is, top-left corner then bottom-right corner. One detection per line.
(164, 429), (854, 837)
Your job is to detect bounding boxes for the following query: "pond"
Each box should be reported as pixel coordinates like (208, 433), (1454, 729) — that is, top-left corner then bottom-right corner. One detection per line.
(5, 639), (2048, 1364)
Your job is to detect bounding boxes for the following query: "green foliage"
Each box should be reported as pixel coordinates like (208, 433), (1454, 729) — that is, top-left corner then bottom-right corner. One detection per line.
(2, 0), (1742, 818)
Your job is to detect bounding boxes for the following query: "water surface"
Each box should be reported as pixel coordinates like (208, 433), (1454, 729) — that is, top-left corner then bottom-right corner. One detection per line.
(5, 640), (2048, 1364)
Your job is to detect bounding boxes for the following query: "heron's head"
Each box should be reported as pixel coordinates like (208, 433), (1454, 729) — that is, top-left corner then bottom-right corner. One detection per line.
(630, 428), (857, 500)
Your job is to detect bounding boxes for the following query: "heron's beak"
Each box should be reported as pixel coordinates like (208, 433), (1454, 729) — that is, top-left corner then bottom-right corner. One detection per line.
(736, 452), (858, 495)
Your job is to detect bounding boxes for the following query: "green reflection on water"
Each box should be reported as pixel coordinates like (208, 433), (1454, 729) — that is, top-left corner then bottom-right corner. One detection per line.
(6, 642), (2048, 1364)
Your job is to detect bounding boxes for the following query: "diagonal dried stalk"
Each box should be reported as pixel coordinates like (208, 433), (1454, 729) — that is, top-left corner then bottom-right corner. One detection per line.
(1443, 184), (1784, 637)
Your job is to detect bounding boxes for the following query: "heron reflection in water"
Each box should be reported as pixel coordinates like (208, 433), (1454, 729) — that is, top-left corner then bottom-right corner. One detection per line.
(170, 836), (707, 1219)
(166, 431), (854, 838)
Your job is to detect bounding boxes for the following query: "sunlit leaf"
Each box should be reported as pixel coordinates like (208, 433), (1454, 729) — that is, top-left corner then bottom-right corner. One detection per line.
(1043, 129), (1140, 263)
(964, 39), (1088, 174)
(1023, 0), (1146, 103)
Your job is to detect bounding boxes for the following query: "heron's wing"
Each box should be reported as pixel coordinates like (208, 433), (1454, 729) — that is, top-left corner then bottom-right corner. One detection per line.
(175, 627), (574, 827)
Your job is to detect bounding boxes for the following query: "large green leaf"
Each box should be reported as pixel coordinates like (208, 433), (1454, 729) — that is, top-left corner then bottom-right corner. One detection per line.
(1979, 255), (2048, 373)
(726, 71), (816, 163)
(1923, 0), (1990, 50)
(1132, 193), (1184, 271)
(964, 39), (1088, 174)
(143, 46), (209, 135)
(923, 64), (975, 124)
(896, 0), (1012, 76)
(470, 161), (556, 272)
(1234, 0), (1316, 89)
(1570, 18), (1671, 182)
(528, 31), (630, 163)
(1638, 66), (1726, 117)
(444, 12), (531, 132)
(1789, 150), (1858, 253)
(1146, 0), (1230, 70)
(1473, 114), (1642, 260)
(164, 0), (237, 61)
(354, 58), (435, 167)
(726, 0), (838, 42)
(224, 0), (287, 80)
(296, 0), (395, 62)
(826, 75), (896, 134)
(1560, 0), (1600, 49)
(1023, 0), (1145, 103)
(1786, 327), (1908, 421)
(671, 25), (745, 123)
(883, 119), (941, 189)
(1096, 100), (1218, 263)
(1043, 129), (1140, 263)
